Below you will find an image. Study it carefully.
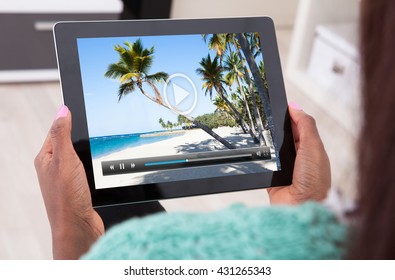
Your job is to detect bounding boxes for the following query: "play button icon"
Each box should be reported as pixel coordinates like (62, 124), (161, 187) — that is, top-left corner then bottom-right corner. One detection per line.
(163, 73), (198, 115)
(172, 83), (190, 106)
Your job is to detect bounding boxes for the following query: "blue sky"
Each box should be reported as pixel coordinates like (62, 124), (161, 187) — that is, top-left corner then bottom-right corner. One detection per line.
(77, 34), (222, 137)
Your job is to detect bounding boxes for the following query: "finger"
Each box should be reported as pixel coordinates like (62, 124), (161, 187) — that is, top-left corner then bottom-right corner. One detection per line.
(288, 105), (301, 150)
(35, 106), (69, 170)
(50, 105), (74, 158)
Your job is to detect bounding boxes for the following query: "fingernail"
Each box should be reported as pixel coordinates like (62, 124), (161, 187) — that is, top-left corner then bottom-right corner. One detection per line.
(56, 105), (69, 120)
(289, 102), (302, 110)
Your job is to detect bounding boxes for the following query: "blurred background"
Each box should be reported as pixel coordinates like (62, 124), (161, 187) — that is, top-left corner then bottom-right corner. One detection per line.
(0, 0), (360, 259)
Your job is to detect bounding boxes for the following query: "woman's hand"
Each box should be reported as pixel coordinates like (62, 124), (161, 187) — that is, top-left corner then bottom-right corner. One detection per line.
(267, 103), (331, 204)
(35, 105), (104, 259)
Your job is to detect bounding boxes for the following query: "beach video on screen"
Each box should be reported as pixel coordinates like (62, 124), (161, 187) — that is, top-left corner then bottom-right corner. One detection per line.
(77, 32), (280, 189)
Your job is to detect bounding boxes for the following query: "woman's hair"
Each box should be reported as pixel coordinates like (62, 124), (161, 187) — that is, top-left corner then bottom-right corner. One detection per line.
(350, 0), (395, 259)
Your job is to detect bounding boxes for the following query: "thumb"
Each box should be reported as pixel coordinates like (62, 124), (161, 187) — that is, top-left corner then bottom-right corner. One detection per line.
(288, 103), (322, 150)
(50, 105), (73, 156)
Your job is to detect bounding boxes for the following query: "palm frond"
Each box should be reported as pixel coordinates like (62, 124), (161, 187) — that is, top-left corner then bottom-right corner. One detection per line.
(118, 81), (137, 102)
(145, 71), (169, 83)
(112, 43), (136, 72)
(131, 39), (143, 55)
(141, 58), (154, 74)
(203, 85), (213, 99)
(146, 46), (155, 56)
(209, 34), (227, 57)
(105, 63), (130, 79)
(119, 49), (134, 70)
(195, 68), (205, 76)
(114, 44), (127, 55)
(225, 72), (235, 86)
(120, 72), (140, 83)
(259, 60), (265, 74)
(202, 34), (209, 43)
(124, 41), (134, 51)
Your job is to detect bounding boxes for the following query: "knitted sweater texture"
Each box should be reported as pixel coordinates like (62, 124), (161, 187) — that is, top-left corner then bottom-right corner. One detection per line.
(83, 202), (347, 260)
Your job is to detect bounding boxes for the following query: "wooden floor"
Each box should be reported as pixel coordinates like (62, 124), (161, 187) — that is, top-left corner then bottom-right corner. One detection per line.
(0, 28), (358, 259)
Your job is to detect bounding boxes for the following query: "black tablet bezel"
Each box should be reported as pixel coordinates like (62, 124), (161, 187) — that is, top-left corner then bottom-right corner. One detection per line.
(54, 17), (295, 207)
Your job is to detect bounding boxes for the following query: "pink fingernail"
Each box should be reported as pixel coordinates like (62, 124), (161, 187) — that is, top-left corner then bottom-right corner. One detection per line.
(289, 102), (302, 110)
(56, 105), (69, 120)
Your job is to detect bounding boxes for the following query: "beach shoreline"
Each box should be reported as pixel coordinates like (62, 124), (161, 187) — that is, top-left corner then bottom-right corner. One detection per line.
(140, 129), (186, 138)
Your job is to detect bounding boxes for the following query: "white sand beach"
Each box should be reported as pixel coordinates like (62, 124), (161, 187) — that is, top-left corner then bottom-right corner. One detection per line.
(92, 126), (278, 189)
(98, 126), (253, 161)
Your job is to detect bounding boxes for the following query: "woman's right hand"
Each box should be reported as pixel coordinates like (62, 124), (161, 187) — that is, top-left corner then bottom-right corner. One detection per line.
(35, 106), (104, 259)
(267, 103), (331, 204)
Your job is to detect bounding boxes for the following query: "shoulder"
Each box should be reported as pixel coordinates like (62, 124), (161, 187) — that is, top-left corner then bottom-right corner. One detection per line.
(83, 202), (347, 260)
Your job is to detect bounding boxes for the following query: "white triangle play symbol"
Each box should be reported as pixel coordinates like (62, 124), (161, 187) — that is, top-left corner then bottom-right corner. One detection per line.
(172, 83), (190, 106)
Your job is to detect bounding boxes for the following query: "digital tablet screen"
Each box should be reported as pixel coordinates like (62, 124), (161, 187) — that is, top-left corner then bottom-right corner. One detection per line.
(76, 32), (281, 190)
(55, 17), (295, 205)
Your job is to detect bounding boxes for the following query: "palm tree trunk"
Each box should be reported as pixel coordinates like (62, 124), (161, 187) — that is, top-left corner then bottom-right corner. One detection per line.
(250, 91), (266, 146)
(172, 107), (236, 149)
(191, 117), (236, 149)
(231, 37), (266, 146)
(137, 83), (161, 104)
(239, 120), (248, 134)
(235, 75), (256, 136)
(147, 80), (164, 104)
(147, 83), (236, 149)
(236, 33), (279, 167)
(235, 33), (273, 128)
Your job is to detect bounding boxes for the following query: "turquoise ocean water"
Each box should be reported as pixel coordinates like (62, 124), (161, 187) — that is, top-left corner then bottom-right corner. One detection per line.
(89, 131), (179, 159)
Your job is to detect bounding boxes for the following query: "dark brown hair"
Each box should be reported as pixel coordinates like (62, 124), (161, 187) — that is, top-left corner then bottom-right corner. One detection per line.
(350, 0), (395, 259)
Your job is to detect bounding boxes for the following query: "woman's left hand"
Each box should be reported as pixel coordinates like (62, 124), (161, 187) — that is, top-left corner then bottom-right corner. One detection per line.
(267, 104), (331, 204)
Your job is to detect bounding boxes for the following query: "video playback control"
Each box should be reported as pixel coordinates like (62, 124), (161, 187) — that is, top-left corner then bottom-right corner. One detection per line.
(101, 147), (271, 176)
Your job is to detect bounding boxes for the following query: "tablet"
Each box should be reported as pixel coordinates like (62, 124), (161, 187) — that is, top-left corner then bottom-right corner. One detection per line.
(54, 17), (295, 207)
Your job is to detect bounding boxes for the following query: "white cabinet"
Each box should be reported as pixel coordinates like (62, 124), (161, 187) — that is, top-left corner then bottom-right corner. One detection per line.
(307, 23), (360, 107)
(0, 0), (123, 82)
(287, 0), (361, 135)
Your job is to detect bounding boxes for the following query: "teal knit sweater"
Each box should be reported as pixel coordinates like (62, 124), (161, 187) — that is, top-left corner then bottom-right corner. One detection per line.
(83, 202), (347, 260)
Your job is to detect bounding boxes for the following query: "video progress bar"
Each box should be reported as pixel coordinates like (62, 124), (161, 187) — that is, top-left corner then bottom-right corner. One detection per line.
(101, 146), (271, 176)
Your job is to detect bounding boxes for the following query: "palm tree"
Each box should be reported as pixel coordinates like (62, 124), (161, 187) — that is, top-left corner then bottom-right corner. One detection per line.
(177, 115), (193, 129)
(246, 32), (262, 59)
(213, 96), (239, 125)
(213, 96), (230, 113)
(158, 118), (166, 130)
(236, 33), (279, 165)
(258, 60), (269, 90)
(225, 35), (267, 146)
(166, 121), (173, 131)
(235, 33), (272, 128)
(202, 34), (227, 58)
(196, 54), (260, 143)
(223, 52), (258, 138)
(201, 34), (259, 139)
(105, 39), (235, 149)
(105, 39), (167, 103)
